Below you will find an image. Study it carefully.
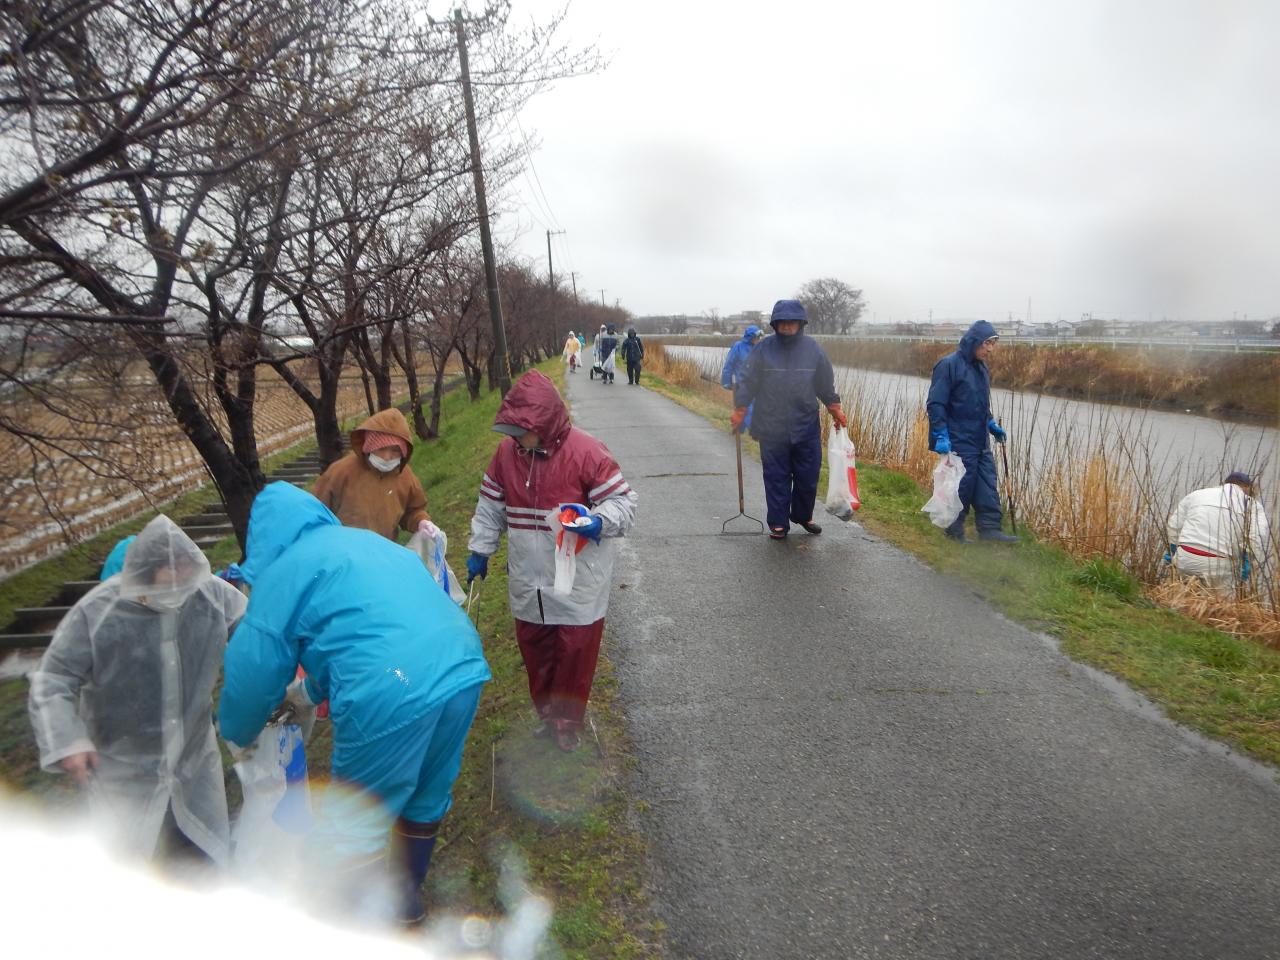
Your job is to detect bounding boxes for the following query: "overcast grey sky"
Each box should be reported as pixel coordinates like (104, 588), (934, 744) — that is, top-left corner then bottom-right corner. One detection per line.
(499, 0), (1278, 323)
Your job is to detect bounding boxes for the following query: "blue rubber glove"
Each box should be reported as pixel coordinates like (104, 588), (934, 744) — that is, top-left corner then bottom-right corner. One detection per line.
(932, 429), (951, 455)
(987, 418), (1007, 444)
(1161, 549), (1173, 565)
(1241, 553), (1252, 583)
(466, 552), (488, 585)
(558, 503), (603, 543)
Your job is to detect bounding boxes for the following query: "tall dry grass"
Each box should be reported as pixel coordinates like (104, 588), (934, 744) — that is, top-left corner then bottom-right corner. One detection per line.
(667, 335), (1280, 422)
(654, 342), (1280, 645)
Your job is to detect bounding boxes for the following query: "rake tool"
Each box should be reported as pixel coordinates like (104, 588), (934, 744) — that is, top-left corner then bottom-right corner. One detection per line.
(721, 432), (764, 536)
(996, 417), (1017, 534)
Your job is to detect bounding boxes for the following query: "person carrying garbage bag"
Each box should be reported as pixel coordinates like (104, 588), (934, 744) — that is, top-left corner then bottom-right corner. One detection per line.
(926, 319), (1017, 544)
(312, 407), (432, 543)
(731, 300), (846, 540)
(218, 482), (490, 925)
(1166, 471), (1270, 595)
(466, 370), (637, 752)
(29, 515), (247, 867)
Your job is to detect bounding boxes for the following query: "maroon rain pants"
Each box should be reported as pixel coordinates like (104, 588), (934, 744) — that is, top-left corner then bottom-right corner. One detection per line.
(514, 618), (606, 731)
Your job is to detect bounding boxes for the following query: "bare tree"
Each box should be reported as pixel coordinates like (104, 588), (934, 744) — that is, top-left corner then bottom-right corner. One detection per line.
(796, 277), (867, 335)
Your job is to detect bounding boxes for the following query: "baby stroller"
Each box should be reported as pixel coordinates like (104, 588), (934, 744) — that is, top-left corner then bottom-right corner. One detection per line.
(589, 361), (604, 380)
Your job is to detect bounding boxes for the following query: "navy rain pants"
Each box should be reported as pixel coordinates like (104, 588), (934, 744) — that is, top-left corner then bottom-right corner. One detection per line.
(947, 443), (1002, 536)
(759, 424), (822, 530)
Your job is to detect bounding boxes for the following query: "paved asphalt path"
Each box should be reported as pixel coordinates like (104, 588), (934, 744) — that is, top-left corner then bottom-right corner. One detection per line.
(564, 371), (1280, 960)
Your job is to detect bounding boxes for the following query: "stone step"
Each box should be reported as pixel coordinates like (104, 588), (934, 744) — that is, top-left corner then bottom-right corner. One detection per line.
(10, 606), (71, 633)
(56, 581), (99, 605)
(179, 522), (235, 538)
(0, 633), (53, 653)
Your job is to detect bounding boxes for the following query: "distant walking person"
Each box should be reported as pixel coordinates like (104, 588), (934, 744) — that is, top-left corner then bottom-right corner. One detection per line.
(1166, 471), (1270, 595)
(721, 325), (765, 431)
(621, 328), (645, 384)
(563, 330), (581, 373)
(732, 300), (846, 540)
(597, 324), (620, 385)
(925, 320), (1017, 543)
(312, 408), (432, 543)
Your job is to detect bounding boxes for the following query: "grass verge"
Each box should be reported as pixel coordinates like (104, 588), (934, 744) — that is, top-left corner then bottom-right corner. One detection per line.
(642, 370), (1280, 770)
(0, 361), (666, 959)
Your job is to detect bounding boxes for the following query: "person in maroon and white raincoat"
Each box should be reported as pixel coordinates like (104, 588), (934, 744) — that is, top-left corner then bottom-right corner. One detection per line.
(466, 371), (637, 751)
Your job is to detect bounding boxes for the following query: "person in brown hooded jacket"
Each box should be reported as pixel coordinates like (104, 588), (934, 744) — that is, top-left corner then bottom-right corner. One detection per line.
(312, 408), (431, 541)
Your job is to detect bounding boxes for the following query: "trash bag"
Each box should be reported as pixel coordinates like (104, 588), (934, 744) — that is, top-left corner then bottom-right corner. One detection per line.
(231, 722), (312, 876)
(825, 428), (861, 520)
(922, 454), (967, 528)
(547, 507), (590, 596)
(407, 523), (466, 605)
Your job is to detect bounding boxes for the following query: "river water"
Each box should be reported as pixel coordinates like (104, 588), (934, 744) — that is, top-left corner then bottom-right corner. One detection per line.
(667, 344), (1279, 520)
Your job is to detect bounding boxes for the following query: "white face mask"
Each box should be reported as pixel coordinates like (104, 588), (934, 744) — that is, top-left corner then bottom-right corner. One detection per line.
(368, 454), (401, 473)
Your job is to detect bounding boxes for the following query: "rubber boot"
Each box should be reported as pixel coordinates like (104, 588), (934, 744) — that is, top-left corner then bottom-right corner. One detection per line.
(392, 817), (441, 925)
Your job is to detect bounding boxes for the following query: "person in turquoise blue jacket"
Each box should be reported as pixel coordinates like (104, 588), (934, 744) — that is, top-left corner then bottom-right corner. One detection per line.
(720, 325), (764, 389)
(218, 481), (490, 924)
(98, 534), (136, 579)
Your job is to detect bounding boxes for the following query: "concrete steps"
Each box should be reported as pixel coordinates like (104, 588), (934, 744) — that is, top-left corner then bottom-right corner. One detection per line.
(0, 448), (322, 656)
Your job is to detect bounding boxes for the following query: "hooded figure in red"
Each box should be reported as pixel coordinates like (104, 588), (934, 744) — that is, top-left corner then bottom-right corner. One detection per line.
(467, 370), (637, 751)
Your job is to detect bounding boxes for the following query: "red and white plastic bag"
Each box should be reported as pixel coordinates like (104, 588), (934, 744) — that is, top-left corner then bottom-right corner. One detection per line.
(825, 427), (862, 520)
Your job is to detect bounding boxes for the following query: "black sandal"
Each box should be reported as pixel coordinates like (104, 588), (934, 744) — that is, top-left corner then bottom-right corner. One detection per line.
(799, 521), (823, 535)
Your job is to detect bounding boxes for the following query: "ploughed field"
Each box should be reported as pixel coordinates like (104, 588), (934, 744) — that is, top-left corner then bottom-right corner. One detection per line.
(0, 366), (413, 574)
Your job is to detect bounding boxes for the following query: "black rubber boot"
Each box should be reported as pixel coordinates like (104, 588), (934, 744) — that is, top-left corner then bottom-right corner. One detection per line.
(392, 817), (441, 925)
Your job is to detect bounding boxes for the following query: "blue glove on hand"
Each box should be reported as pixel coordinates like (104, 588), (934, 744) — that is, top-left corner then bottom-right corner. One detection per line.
(987, 418), (1007, 443)
(466, 552), (489, 585)
(932, 430), (951, 455)
(558, 503), (603, 543)
(1161, 549), (1173, 565)
(1241, 553), (1252, 583)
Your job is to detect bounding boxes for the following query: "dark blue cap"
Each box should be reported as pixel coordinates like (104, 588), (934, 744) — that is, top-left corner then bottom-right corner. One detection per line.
(1225, 471), (1253, 487)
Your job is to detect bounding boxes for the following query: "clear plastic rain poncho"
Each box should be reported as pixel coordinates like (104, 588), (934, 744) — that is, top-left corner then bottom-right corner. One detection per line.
(28, 515), (247, 864)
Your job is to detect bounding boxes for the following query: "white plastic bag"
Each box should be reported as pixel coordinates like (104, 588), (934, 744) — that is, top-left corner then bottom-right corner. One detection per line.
(825, 428), (861, 520)
(231, 722), (311, 875)
(407, 523), (466, 605)
(547, 508), (579, 596)
(922, 454), (967, 528)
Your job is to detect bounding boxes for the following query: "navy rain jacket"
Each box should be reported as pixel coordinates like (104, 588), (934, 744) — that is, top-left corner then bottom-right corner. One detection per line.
(926, 320), (998, 453)
(733, 332), (839, 444)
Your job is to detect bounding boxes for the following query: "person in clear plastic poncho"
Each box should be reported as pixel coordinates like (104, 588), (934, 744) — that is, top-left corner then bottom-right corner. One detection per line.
(28, 515), (247, 865)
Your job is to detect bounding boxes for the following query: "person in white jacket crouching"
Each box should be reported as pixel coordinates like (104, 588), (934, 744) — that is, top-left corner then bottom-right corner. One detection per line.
(1166, 471), (1270, 595)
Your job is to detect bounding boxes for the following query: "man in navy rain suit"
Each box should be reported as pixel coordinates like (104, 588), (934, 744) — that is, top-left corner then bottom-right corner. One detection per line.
(732, 300), (846, 539)
(926, 320), (1018, 543)
(219, 482), (491, 924)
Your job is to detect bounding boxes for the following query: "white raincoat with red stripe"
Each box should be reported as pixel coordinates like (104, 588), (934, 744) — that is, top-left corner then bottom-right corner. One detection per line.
(468, 371), (637, 625)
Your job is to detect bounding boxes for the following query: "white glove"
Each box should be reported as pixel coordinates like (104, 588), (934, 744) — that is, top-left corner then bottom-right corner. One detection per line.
(284, 677), (318, 742)
(418, 519), (441, 539)
(285, 676), (318, 709)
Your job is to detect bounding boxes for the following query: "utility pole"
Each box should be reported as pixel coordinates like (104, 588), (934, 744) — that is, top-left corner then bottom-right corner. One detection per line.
(599, 289), (606, 307)
(454, 9), (511, 394)
(569, 271), (580, 300)
(546, 228), (565, 288)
